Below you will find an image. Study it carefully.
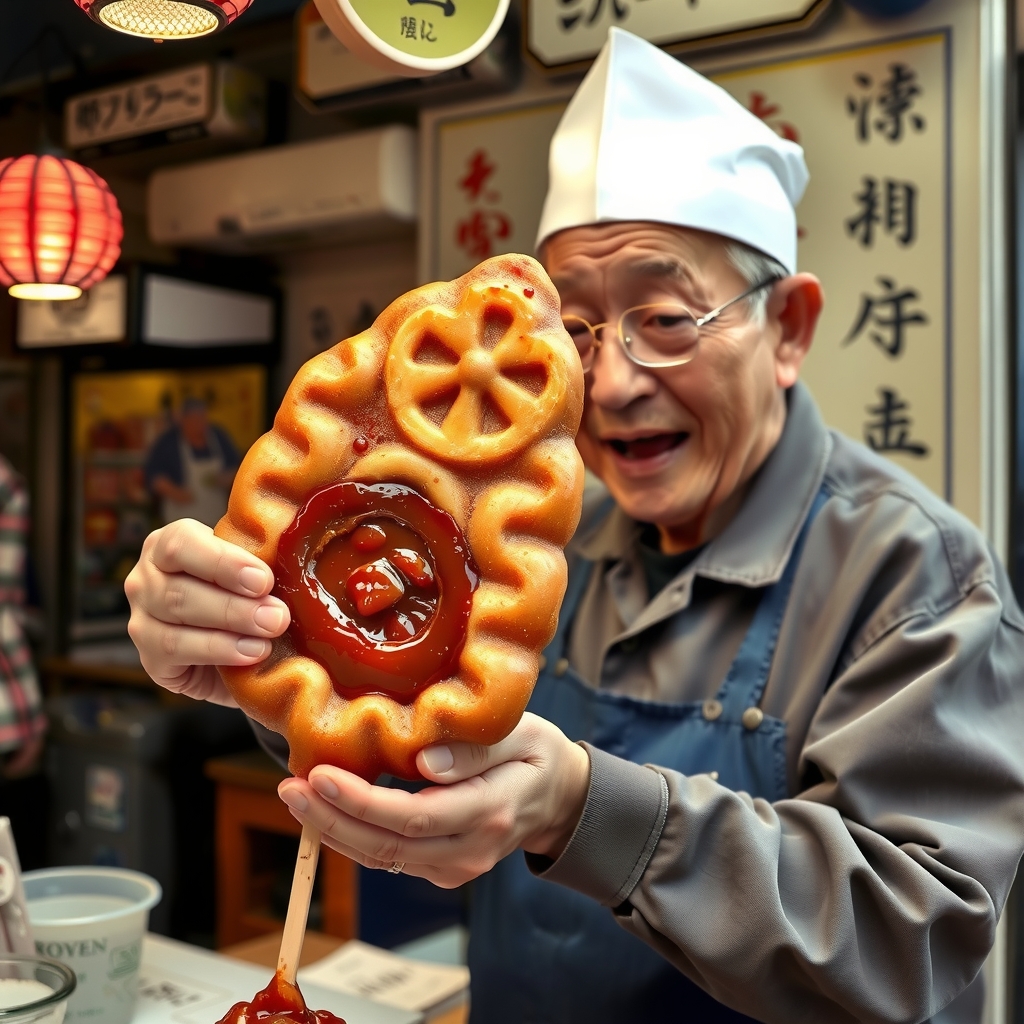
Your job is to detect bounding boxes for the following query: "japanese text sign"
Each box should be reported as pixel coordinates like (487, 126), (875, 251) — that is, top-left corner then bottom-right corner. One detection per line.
(432, 101), (568, 277)
(527, 0), (829, 69)
(66, 65), (212, 149)
(349, 0), (503, 58)
(714, 33), (949, 496)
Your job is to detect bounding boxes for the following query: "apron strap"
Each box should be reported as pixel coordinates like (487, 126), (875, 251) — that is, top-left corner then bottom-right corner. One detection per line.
(718, 484), (830, 718)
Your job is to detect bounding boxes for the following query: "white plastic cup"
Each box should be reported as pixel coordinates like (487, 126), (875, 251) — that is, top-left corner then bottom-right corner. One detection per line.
(22, 868), (161, 1024)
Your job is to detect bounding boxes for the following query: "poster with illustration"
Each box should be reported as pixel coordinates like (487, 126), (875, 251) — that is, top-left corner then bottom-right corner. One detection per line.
(72, 366), (266, 639)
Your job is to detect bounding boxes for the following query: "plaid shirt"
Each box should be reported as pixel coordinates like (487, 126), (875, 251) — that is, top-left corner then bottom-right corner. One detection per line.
(0, 458), (44, 753)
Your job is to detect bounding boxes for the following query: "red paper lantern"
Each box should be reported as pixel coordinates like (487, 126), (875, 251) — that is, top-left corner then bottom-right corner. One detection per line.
(0, 155), (123, 301)
(73, 0), (254, 39)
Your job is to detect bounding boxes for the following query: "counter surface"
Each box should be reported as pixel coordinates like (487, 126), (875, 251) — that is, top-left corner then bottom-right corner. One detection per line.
(133, 933), (422, 1024)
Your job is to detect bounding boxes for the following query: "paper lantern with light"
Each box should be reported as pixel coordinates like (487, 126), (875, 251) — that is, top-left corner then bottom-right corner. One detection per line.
(0, 154), (123, 301)
(72, 0), (255, 40)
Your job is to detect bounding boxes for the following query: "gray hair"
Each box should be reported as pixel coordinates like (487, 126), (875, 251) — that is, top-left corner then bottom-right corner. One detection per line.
(725, 241), (788, 325)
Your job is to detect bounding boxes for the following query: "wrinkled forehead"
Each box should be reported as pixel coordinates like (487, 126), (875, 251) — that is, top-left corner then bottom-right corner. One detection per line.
(544, 222), (736, 301)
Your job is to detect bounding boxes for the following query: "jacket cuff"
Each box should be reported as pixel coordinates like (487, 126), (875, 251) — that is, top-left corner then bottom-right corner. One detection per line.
(525, 743), (669, 906)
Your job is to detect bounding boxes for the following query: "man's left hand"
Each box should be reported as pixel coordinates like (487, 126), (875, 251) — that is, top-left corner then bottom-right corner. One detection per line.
(277, 713), (591, 888)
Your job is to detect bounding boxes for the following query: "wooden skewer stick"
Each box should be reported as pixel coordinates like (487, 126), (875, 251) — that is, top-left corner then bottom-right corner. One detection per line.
(277, 821), (322, 986)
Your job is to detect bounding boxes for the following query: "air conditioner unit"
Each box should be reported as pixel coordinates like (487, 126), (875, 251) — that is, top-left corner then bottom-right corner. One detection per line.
(147, 126), (416, 251)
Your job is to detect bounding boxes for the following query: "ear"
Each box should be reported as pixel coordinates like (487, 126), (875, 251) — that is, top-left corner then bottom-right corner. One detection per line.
(767, 273), (823, 389)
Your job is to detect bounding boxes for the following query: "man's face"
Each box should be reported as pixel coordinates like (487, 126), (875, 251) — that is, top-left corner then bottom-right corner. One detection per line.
(546, 222), (791, 550)
(181, 408), (209, 449)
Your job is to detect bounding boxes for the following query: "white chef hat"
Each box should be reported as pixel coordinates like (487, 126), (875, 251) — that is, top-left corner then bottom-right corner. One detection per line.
(536, 27), (808, 274)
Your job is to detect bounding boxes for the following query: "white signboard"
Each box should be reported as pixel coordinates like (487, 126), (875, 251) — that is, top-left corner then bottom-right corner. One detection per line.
(527, 0), (830, 69)
(297, 2), (400, 100)
(715, 33), (949, 497)
(428, 98), (569, 280)
(66, 66), (212, 148)
(142, 276), (274, 348)
(16, 275), (127, 348)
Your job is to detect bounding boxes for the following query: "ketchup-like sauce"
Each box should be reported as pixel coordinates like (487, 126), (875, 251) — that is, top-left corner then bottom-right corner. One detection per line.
(215, 971), (345, 1024)
(275, 481), (478, 702)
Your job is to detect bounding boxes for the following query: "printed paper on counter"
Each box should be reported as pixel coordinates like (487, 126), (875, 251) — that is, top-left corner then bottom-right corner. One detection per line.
(298, 940), (469, 1012)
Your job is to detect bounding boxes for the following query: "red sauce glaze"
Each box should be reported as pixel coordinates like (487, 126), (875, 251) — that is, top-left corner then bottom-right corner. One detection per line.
(351, 524), (387, 552)
(215, 971), (345, 1024)
(275, 482), (478, 702)
(523, 287), (535, 298)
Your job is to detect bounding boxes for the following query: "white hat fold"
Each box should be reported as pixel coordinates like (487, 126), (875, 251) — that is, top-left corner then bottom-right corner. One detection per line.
(537, 28), (808, 274)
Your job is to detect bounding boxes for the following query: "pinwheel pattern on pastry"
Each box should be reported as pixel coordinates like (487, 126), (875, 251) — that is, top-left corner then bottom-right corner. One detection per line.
(215, 254), (585, 781)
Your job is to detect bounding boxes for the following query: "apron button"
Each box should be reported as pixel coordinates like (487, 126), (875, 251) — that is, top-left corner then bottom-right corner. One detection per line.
(538, 655), (547, 671)
(742, 707), (764, 730)
(702, 699), (722, 721)
(554, 658), (570, 677)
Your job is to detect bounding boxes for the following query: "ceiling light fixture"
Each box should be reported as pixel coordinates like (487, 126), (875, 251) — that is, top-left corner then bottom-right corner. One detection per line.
(0, 155), (123, 301)
(72, 0), (255, 40)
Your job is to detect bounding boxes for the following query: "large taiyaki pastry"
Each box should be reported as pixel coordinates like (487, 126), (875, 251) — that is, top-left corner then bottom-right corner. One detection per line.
(215, 254), (585, 780)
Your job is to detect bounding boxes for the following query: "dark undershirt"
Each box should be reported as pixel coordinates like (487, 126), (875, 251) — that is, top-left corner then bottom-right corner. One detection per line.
(637, 523), (706, 600)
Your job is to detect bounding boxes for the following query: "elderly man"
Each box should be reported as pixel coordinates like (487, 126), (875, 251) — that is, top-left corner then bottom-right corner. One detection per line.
(126, 29), (1024, 1024)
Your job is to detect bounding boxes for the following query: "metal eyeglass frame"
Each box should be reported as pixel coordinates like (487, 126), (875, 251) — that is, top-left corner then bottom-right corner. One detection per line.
(563, 276), (783, 371)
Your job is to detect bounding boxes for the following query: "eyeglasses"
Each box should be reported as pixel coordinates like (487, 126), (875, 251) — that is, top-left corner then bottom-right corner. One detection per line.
(561, 277), (781, 372)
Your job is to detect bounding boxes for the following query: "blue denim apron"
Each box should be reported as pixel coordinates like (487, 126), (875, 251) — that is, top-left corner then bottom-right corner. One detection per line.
(467, 488), (828, 1024)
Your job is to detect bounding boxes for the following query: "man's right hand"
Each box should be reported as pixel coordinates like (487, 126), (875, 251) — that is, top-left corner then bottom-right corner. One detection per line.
(124, 519), (290, 706)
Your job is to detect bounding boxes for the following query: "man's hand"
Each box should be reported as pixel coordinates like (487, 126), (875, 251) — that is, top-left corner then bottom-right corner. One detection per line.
(124, 519), (290, 706)
(277, 713), (591, 888)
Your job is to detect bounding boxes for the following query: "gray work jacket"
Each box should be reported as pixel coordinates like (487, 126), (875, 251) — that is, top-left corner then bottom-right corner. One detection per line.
(528, 381), (1024, 1024)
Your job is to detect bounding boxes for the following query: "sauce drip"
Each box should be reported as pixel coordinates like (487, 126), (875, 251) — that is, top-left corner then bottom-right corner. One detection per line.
(215, 971), (345, 1024)
(275, 481), (477, 702)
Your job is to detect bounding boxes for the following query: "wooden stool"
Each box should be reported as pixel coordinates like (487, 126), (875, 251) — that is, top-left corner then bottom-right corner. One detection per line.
(205, 749), (358, 948)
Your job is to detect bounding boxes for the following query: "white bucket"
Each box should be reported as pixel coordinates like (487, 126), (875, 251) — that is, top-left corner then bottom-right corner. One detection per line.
(22, 868), (161, 1024)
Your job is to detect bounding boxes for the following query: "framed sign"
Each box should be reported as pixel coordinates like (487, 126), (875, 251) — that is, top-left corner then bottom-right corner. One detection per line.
(526, 0), (831, 71)
(713, 33), (950, 499)
(295, 0), (520, 112)
(17, 275), (128, 349)
(65, 63), (265, 159)
(420, 88), (573, 283)
(67, 66), (214, 149)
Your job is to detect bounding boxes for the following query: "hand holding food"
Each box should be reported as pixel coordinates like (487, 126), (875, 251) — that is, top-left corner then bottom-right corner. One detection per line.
(215, 253), (585, 781)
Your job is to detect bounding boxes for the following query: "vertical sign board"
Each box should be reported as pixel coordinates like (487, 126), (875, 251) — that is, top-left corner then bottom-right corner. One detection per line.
(712, 34), (949, 499)
(429, 98), (570, 281)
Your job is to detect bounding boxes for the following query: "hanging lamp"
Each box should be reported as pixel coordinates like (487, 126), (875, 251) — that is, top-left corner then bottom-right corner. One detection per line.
(72, 0), (254, 40)
(0, 154), (123, 301)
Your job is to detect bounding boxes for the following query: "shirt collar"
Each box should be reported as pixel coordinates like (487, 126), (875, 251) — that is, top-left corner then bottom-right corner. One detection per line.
(574, 381), (831, 588)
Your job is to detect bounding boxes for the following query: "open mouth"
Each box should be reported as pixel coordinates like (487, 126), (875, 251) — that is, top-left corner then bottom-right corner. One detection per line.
(606, 432), (688, 460)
